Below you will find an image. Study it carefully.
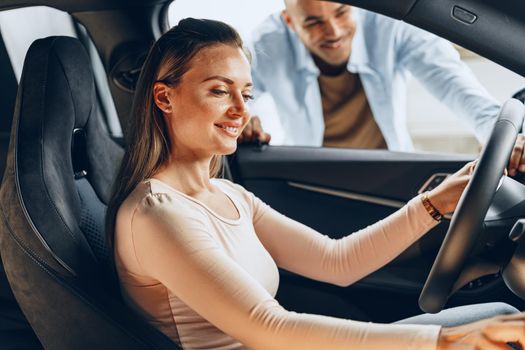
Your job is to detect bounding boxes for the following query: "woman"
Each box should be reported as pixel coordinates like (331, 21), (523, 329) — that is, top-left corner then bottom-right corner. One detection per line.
(107, 18), (524, 350)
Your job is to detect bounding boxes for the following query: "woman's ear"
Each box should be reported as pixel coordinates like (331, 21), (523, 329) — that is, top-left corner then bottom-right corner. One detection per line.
(153, 82), (173, 114)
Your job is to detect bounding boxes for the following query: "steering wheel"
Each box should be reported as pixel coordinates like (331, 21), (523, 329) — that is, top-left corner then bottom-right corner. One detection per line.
(419, 99), (525, 313)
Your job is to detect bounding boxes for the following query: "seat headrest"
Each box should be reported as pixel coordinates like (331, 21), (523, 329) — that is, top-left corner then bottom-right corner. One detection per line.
(14, 36), (123, 275)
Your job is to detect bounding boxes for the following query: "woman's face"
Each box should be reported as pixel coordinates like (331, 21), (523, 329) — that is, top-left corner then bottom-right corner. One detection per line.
(159, 44), (252, 159)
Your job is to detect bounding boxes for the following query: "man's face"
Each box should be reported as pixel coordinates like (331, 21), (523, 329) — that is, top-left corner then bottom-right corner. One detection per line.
(283, 0), (356, 67)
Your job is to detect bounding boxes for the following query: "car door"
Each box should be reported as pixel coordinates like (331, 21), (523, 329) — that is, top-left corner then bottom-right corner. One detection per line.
(219, 0), (525, 323)
(229, 146), (479, 322)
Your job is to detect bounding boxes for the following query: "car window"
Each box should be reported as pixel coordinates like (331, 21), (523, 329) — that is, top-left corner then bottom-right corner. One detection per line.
(168, 0), (284, 40)
(168, 1), (525, 155)
(0, 6), (76, 81)
(408, 49), (524, 154)
(0, 6), (122, 138)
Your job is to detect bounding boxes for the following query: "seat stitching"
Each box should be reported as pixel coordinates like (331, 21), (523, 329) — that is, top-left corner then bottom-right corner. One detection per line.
(0, 205), (166, 348)
(14, 38), (77, 275)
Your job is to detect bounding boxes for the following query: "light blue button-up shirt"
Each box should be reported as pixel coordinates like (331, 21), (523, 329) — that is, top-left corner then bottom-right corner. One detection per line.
(248, 10), (501, 151)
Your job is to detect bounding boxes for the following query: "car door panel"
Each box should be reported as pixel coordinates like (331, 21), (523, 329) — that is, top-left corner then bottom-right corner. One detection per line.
(231, 146), (516, 321)
(233, 146), (471, 201)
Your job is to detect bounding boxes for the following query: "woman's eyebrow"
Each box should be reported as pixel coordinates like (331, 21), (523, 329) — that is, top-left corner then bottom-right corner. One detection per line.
(202, 75), (253, 87)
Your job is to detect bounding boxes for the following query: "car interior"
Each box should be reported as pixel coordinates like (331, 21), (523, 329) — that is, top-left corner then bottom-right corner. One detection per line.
(1, 0), (525, 349)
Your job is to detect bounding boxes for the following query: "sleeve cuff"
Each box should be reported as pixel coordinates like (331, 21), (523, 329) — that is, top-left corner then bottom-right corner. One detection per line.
(407, 194), (441, 232)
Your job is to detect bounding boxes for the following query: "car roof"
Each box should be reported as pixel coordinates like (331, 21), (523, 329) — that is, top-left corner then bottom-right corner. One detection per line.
(0, 0), (168, 12)
(344, 0), (525, 77)
(0, 0), (523, 77)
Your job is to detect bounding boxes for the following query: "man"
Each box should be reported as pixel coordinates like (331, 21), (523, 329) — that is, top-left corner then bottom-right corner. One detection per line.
(243, 0), (525, 175)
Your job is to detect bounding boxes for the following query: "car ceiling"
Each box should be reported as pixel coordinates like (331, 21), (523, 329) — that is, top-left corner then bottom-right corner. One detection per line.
(343, 0), (525, 77)
(0, 0), (170, 12)
(0, 0), (523, 79)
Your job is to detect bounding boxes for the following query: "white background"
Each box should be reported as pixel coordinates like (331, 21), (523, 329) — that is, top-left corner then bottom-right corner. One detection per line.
(1, 3), (523, 154)
(169, 0), (525, 154)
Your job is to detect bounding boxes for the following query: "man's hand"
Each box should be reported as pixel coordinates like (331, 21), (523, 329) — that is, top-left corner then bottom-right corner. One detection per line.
(238, 115), (271, 144)
(508, 134), (525, 177)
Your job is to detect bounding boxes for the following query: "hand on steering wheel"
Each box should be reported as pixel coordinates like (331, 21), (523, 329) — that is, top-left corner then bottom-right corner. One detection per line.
(419, 99), (525, 314)
(426, 160), (478, 216)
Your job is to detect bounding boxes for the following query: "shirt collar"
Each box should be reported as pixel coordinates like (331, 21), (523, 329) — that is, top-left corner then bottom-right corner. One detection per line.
(347, 9), (371, 73)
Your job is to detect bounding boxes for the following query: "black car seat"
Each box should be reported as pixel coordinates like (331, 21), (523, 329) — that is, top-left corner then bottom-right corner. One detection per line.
(0, 29), (42, 350)
(0, 36), (178, 349)
(513, 87), (525, 105)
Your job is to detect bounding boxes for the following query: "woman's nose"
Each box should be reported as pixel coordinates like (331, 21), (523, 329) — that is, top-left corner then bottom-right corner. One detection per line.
(228, 93), (247, 116)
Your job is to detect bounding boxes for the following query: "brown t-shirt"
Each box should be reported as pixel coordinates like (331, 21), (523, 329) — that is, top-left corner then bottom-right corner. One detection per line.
(319, 71), (387, 149)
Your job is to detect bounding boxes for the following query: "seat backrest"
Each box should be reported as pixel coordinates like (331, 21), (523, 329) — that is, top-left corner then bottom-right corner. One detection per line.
(0, 28), (42, 350)
(513, 87), (525, 104)
(0, 36), (178, 349)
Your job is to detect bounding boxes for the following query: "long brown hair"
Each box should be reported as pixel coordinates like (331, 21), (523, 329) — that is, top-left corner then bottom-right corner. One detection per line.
(106, 18), (246, 254)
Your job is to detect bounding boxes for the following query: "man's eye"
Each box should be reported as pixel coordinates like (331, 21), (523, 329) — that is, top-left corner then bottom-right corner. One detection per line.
(304, 21), (321, 28)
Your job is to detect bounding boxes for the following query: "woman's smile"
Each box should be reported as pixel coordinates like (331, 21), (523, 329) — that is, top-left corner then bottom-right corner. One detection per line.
(159, 44), (252, 156)
(214, 122), (242, 137)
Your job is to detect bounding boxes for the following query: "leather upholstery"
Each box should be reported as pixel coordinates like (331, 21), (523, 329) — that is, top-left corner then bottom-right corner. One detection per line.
(0, 36), (178, 349)
(513, 87), (525, 104)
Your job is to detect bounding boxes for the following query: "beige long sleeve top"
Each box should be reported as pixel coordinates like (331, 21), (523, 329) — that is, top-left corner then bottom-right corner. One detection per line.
(114, 178), (441, 350)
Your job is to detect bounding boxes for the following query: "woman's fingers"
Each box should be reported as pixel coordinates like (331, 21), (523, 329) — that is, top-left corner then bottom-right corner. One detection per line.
(508, 134), (525, 176)
(438, 315), (525, 350)
(468, 159), (479, 175)
(450, 160), (477, 178)
(477, 336), (515, 350)
(496, 312), (525, 321)
(483, 321), (525, 345)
